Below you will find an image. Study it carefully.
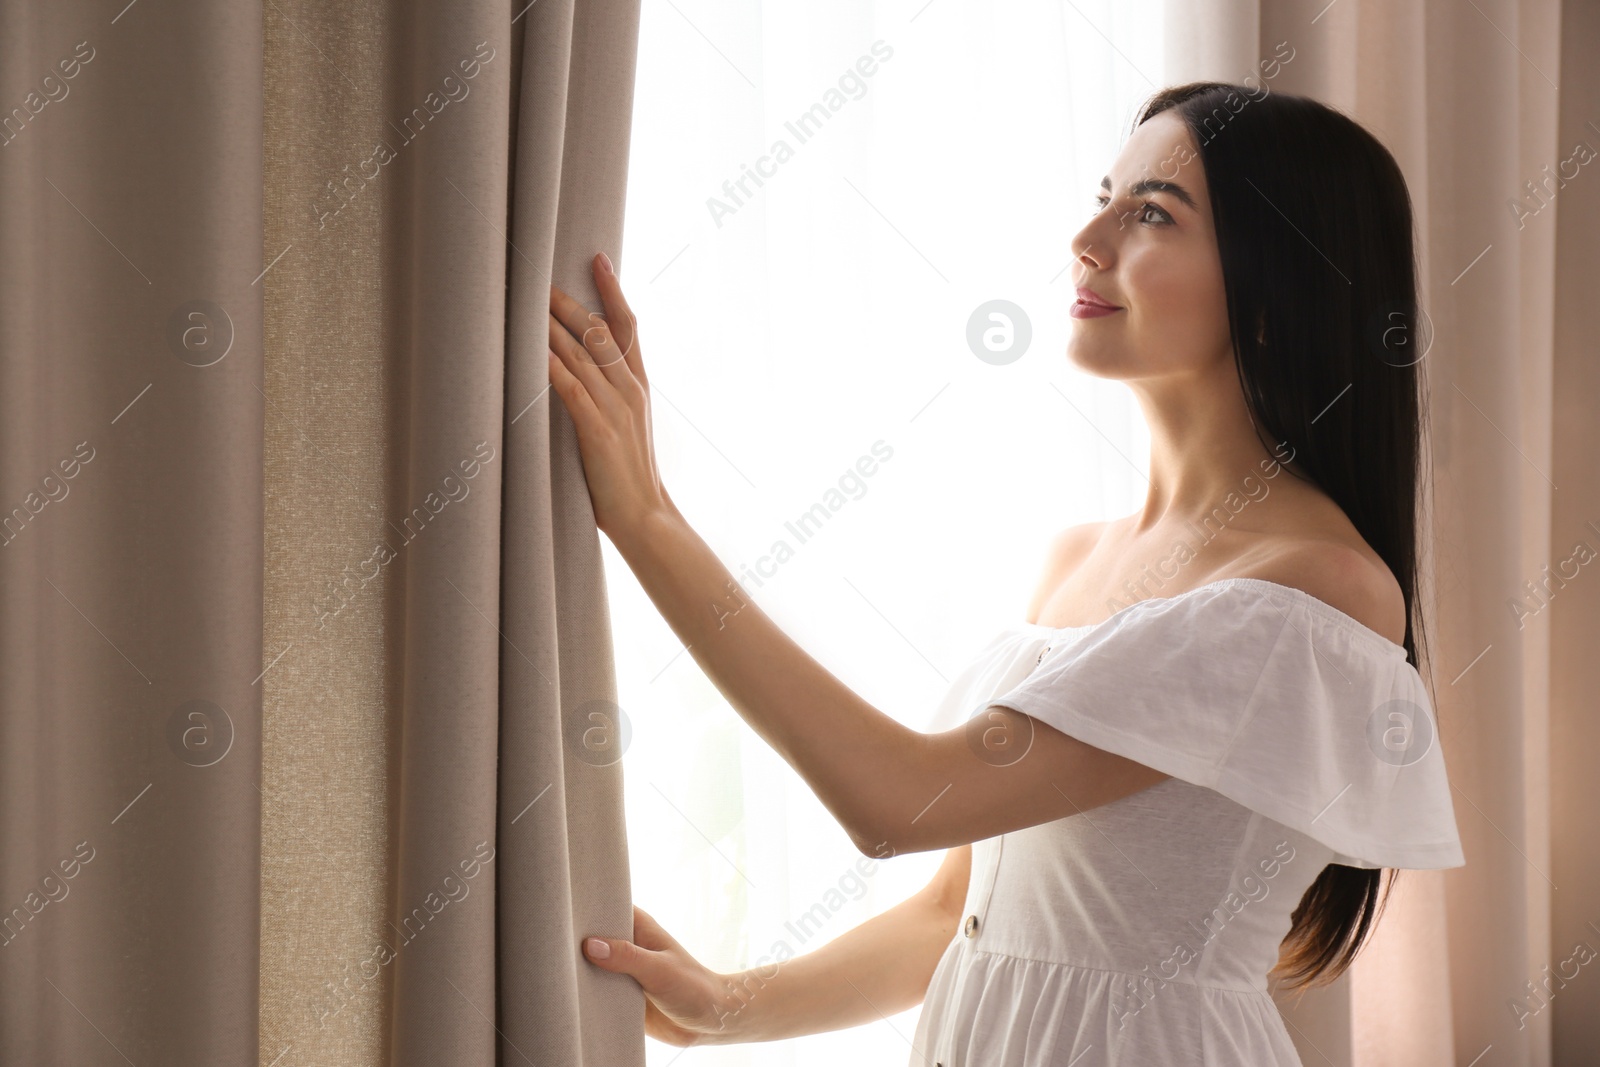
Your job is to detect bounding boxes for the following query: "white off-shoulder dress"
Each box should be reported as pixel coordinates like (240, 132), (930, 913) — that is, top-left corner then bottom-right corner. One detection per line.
(908, 578), (1465, 1067)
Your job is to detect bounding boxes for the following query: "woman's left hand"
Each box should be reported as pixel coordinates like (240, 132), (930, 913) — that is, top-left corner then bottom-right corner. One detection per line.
(547, 252), (675, 540)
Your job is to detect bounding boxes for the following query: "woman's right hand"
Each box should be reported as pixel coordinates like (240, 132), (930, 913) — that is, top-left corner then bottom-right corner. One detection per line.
(582, 905), (743, 1047)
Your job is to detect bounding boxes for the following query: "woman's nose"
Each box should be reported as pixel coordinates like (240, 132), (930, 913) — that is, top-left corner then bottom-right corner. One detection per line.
(1069, 210), (1113, 269)
(1070, 227), (1109, 272)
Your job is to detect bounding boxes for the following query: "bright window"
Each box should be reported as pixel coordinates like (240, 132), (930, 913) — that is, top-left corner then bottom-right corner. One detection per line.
(613, 2), (1162, 1061)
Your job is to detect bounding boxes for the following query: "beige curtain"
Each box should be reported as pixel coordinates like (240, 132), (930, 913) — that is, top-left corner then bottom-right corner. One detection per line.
(0, 2), (266, 1062)
(1, 0), (644, 1063)
(1166, 1), (1594, 1065)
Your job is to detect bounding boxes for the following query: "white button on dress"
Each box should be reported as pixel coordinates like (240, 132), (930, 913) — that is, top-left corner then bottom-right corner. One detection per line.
(910, 578), (1466, 1066)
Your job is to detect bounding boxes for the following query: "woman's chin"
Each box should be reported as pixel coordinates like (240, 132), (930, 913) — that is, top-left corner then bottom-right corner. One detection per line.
(1064, 343), (1123, 378)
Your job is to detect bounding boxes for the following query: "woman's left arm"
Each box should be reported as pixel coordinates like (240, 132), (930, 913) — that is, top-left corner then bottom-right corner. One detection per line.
(547, 253), (1167, 856)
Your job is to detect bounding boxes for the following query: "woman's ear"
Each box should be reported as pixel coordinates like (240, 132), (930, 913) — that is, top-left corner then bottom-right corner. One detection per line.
(1255, 310), (1266, 345)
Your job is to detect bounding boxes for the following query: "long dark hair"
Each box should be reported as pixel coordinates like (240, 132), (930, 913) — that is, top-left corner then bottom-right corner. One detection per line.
(1132, 82), (1433, 991)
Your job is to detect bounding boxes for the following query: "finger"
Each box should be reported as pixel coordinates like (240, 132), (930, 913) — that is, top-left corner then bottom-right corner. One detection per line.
(547, 346), (603, 428)
(642, 999), (694, 1048)
(549, 313), (628, 420)
(549, 282), (635, 391)
(582, 934), (676, 991)
(591, 253), (646, 385)
(630, 905), (687, 954)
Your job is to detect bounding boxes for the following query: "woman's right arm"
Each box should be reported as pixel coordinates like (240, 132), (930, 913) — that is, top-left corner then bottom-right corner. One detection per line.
(704, 843), (972, 1044)
(582, 844), (971, 1047)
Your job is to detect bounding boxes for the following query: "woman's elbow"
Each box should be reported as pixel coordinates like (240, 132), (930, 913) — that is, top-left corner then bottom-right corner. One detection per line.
(846, 732), (959, 858)
(850, 823), (914, 860)
(848, 810), (944, 859)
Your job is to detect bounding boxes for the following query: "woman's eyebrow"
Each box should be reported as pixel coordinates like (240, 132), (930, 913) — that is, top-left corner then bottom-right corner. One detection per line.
(1100, 175), (1198, 212)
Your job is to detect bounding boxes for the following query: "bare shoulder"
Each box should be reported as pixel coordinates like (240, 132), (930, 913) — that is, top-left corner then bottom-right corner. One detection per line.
(1240, 540), (1408, 646)
(1044, 521), (1109, 569)
(1024, 522), (1108, 620)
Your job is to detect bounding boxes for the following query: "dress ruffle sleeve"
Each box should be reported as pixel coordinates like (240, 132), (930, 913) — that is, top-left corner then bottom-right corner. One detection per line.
(986, 579), (1466, 871)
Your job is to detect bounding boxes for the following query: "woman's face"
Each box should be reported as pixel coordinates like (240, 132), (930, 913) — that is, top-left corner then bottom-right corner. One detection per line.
(1066, 111), (1232, 382)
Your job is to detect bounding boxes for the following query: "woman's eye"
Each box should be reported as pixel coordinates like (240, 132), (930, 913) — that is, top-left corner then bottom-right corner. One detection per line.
(1137, 202), (1171, 225)
(1090, 196), (1170, 226)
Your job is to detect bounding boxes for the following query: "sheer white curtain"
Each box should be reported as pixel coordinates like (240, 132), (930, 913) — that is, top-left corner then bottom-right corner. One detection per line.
(613, 2), (1161, 1062)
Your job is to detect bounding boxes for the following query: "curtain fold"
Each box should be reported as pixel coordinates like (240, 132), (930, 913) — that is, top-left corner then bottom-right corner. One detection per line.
(0, 2), (265, 1063)
(498, 2), (645, 1062)
(1168, 1), (1588, 1064)
(1547, 8), (1600, 1066)
(260, 1), (643, 1063)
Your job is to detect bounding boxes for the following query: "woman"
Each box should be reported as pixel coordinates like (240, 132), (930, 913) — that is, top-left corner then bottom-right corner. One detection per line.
(547, 81), (1465, 1065)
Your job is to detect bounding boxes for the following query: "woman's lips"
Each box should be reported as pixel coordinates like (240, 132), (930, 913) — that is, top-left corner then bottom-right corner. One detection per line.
(1072, 285), (1121, 318)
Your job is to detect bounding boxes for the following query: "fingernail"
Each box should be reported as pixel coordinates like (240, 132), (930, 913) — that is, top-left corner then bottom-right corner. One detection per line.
(585, 937), (611, 959)
(597, 251), (613, 275)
